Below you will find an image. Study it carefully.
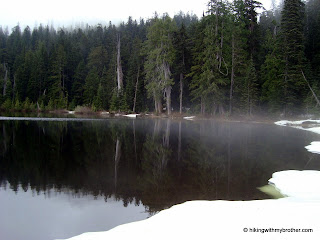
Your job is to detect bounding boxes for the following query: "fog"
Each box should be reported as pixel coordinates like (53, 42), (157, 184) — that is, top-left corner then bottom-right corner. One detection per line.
(1, 0), (274, 31)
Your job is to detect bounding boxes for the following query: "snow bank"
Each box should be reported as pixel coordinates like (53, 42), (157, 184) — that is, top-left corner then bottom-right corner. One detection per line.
(58, 200), (320, 240)
(275, 119), (320, 153)
(275, 119), (320, 126)
(57, 170), (320, 240)
(183, 116), (195, 120)
(269, 170), (320, 200)
(123, 114), (140, 118)
(305, 142), (320, 154)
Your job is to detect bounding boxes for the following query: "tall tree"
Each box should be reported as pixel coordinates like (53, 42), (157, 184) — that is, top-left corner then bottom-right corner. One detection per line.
(116, 33), (124, 92)
(280, 0), (306, 114)
(144, 15), (176, 115)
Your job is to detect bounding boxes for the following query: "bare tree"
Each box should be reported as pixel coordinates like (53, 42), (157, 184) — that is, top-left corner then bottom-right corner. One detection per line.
(116, 34), (123, 92)
(133, 67), (140, 113)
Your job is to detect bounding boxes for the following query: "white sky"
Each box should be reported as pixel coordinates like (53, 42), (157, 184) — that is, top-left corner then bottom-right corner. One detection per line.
(0, 0), (273, 30)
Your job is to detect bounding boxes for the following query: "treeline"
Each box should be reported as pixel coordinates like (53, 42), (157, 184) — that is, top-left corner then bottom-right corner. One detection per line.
(0, 0), (319, 116)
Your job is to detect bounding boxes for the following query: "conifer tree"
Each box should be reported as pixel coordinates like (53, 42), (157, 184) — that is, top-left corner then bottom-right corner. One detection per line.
(144, 15), (176, 115)
(242, 56), (258, 115)
(280, 0), (306, 114)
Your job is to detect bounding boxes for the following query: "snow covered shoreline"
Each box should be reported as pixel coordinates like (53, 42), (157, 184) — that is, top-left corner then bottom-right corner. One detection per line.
(57, 120), (320, 240)
(275, 119), (320, 154)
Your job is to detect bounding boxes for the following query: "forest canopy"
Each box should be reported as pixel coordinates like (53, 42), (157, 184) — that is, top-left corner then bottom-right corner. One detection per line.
(0, 0), (319, 116)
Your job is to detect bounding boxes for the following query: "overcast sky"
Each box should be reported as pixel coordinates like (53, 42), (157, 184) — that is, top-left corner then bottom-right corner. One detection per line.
(0, 0), (274, 31)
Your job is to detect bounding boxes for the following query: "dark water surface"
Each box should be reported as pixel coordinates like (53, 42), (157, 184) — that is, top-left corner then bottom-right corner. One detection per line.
(1, 117), (320, 240)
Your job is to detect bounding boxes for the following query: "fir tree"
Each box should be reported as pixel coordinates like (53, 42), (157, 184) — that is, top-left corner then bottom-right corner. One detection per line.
(280, 0), (306, 114)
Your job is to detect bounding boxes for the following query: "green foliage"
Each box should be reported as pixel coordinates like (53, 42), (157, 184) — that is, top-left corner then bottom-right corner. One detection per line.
(0, 1), (318, 115)
(144, 14), (177, 113)
(110, 91), (119, 112)
(83, 68), (100, 105)
(92, 84), (104, 111)
(14, 98), (21, 110)
(280, 0), (307, 113)
(23, 97), (31, 111)
(1, 98), (12, 109)
(241, 57), (259, 115)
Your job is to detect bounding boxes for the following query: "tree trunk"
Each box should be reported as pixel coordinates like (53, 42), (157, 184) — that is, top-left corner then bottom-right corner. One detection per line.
(301, 70), (320, 106)
(117, 34), (123, 92)
(179, 73), (183, 114)
(163, 61), (172, 115)
(201, 97), (206, 115)
(133, 67), (140, 113)
(3, 63), (8, 96)
(165, 86), (172, 115)
(154, 91), (162, 114)
(229, 32), (235, 115)
(13, 74), (16, 99)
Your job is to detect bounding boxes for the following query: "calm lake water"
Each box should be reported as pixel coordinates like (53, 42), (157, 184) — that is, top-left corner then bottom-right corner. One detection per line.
(1, 116), (320, 240)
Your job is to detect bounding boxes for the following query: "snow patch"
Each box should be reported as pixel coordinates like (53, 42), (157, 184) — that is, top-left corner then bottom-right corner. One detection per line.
(275, 119), (320, 154)
(183, 116), (195, 120)
(57, 199), (320, 240)
(269, 170), (320, 200)
(275, 119), (320, 126)
(305, 142), (320, 154)
(123, 114), (140, 118)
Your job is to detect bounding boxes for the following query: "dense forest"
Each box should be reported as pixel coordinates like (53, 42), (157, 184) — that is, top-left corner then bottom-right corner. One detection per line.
(0, 0), (319, 116)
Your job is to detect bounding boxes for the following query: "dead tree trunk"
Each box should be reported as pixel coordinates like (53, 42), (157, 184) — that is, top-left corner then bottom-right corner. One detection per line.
(179, 73), (183, 114)
(132, 67), (140, 113)
(154, 91), (162, 114)
(116, 34), (123, 92)
(165, 86), (172, 115)
(301, 70), (320, 106)
(201, 97), (206, 115)
(178, 121), (182, 162)
(163, 61), (172, 115)
(3, 63), (8, 96)
(229, 33), (235, 115)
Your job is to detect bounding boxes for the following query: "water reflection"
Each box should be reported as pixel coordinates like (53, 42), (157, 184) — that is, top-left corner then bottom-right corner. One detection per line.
(0, 184), (148, 240)
(1, 118), (320, 238)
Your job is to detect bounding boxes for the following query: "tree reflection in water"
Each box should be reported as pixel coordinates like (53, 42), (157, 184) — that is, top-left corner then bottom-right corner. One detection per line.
(1, 118), (319, 214)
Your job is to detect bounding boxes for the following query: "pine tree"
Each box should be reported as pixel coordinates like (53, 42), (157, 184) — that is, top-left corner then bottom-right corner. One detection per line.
(144, 14), (177, 115)
(48, 44), (67, 109)
(71, 60), (87, 106)
(280, 0), (306, 114)
(189, 1), (232, 115)
(261, 30), (284, 112)
(242, 57), (259, 115)
(83, 68), (100, 106)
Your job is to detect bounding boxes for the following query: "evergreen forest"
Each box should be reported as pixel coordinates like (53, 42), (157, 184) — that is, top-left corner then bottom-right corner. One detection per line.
(0, 0), (319, 116)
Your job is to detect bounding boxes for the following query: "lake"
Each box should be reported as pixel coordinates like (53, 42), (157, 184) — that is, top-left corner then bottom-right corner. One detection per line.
(1, 116), (320, 240)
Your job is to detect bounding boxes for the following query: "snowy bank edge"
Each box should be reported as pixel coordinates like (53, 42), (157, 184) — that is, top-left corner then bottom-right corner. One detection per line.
(275, 119), (320, 154)
(57, 197), (320, 240)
